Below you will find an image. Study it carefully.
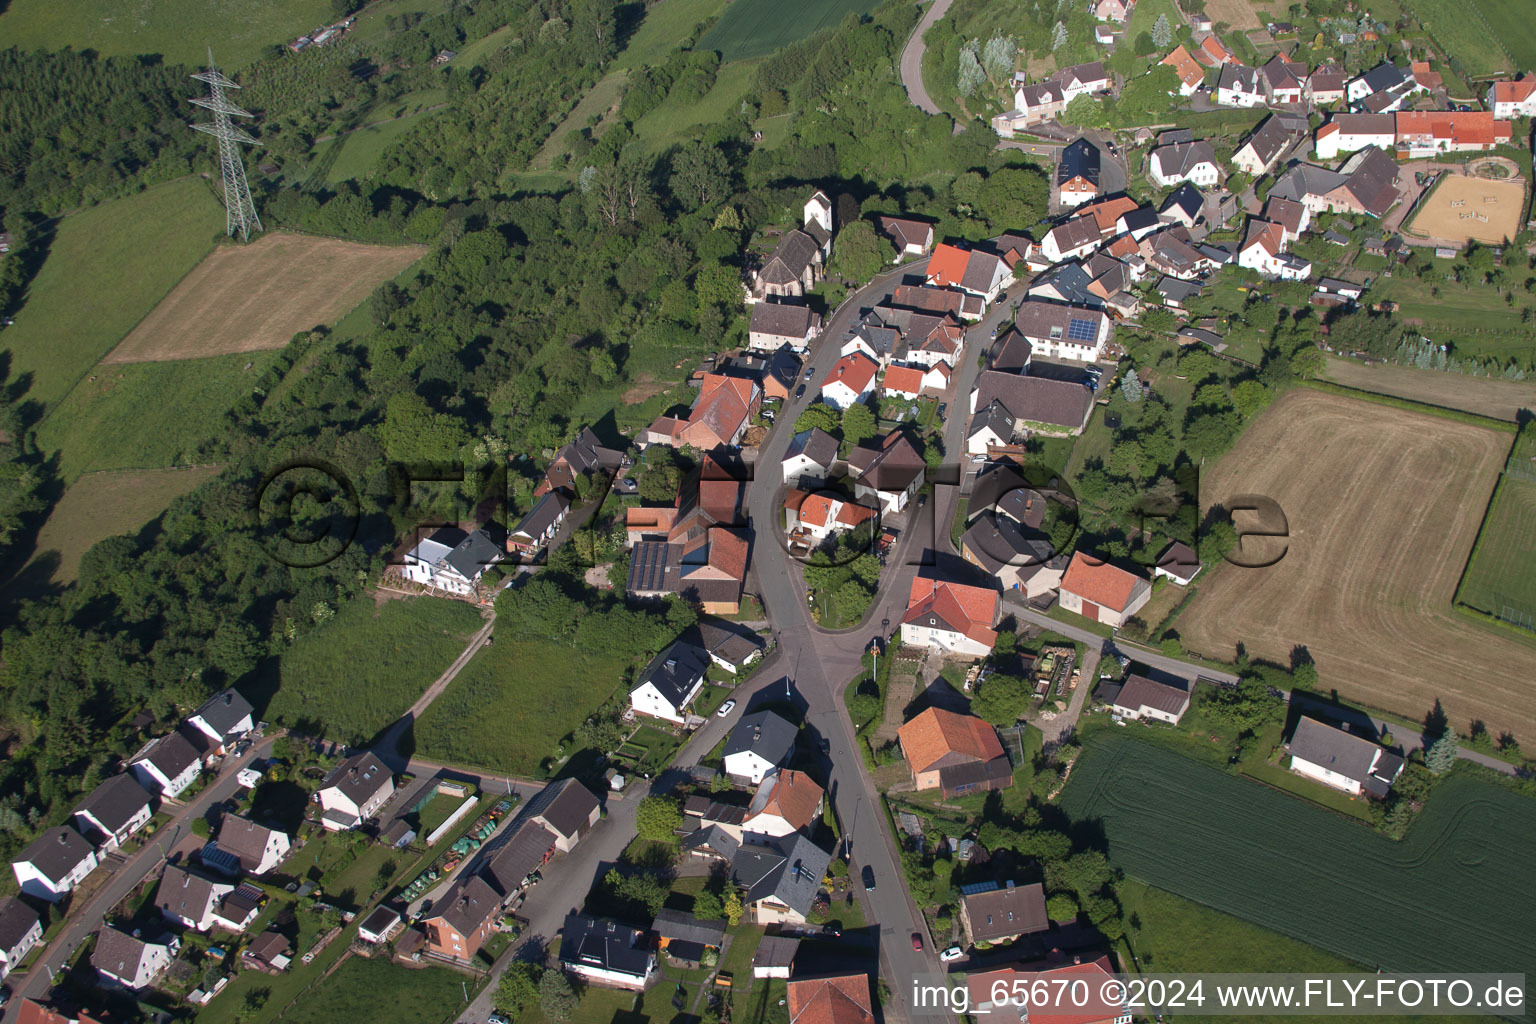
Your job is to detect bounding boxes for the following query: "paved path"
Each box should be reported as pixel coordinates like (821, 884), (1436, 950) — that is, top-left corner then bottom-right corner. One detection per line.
(899, 0), (955, 115)
(1, 739), (275, 1024)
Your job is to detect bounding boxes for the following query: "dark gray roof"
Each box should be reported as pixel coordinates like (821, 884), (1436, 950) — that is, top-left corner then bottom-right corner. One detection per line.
(723, 711), (798, 766)
(322, 751), (392, 806)
(18, 827), (95, 882)
(360, 905), (400, 936)
(653, 908), (726, 946)
(1155, 276), (1203, 304)
(1112, 674), (1191, 717)
(1218, 63), (1261, 94)
(1339, 147), (1400, 217)
(93, 926), (160, 983)
(761, 230), (821, 285)
(1057, 138), (1101, 189)
(1238, 116), (1292, 166)
(156, 864), (221, 921)
(1118, 208), (1160, 235)
(1014, 301), (1105, 345)
(1156, 540), (1200, 581)
(755, 935), (800, 971)
(963, 881), (1049, 942)
(784, 428), (839, 469)
(681, 823), (741, 861)
(973, 371), (1092, 431)
(443, 527), (504, 581)
(1288, 717), (1404, 797)
(561, 914), (653, 978)
(191, 689), (254, 739)
(74, 774), (151, 835)
(1160, 183), (1205, 221)
(750, 302), (817, 338)
(1158, 128), (1194, 145)
(1030, 262), (1096, 306)
(1196, 243), (1234, 264)
(634, 641), (710, 709)
(1358, 62), (1406, 95)
(731, 833), (832, 916)
(483, 819), (557, 896)
(136, 730), (203, 781)
(962, 515), (1056, 575)
(968, 399), (1017, 443)
(213, 815), (282, 872)
(682, 618), (766, 668)
(0, 896), (40, 951)
(1153, 140), (1217, 179)
(525, 778), (599, 839)
(1268, 163), (1349, 204)
(513, 491), (569, 541)
(627, 539), (678, 594)
(938, 756), (1014, 792)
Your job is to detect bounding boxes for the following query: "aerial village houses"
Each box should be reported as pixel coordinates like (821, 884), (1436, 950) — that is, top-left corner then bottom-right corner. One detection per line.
(900, 576), (1000, 657)
(926, 243), (1011, 309)
(1287, 717), (1405, 797)
(1154, 540), (1201, 585)
(847, 429), (926, 514)
(534, 427), (622, 498)
(315, 751), (394, 831)
(11, 827), (99, 902)
(1239, 218), (1312, 280)
(185, 689), (255, 755)
(1487, 78), (1536, 119)
(400, 525), (505, 596)
(971, 371), (1095, 437)
(625, 458), (750, 614)
(1216, 63), (1264, 107)
(1102, 674), (1192, 724)
(1232, 115), (1295, 175)
(154, 864), (260, 933)
(1315, 111), (1512, 160)
(1011, 301), (1110, 362)
(878, 216), (935, 260)
(730, 832), (833, 925)
(748, 191), (832, 302)
(786, 975), (876, 1024)
(966, 955), (1130, 1021)
(818, 352), (880, 411)
(128, 730), (203, 798)
(1148, 139), (1219, 187)
(784, 490), (879, 548)
(508, 490), (570, 556)
(524, 778), (601, 853)
(897, 706), (1013, 798)
(1161, 45), (1206, 96)
(92, 927), (175, 992)
(71, 775), (152, 850)
(642, 372), (762, 450)
(781, 427), (839, 488)
(741, 770), (824, 841)
(422, 874), (501, 962)
(205, 815), (291, 876)
(1058, 551), (1151, 627)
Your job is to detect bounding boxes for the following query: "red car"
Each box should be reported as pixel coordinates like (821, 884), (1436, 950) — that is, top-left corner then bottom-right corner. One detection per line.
(911, 933), (923, 951)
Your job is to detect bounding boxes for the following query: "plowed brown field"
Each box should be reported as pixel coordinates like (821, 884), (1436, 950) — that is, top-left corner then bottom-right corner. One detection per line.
(104, 232), (423, 363)
(1179, 388), (1536, 744)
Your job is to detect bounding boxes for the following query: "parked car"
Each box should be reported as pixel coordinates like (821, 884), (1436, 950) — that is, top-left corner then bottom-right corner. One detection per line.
(489, 1014), (511, 1024)
(940, 946), (965, 962)
(795, 383), (807, 399)
(717, 699), (736, 717)
(862, 865), (877, 890)
(911, 933), (924, 951)
(936, 403), (947, 419)
(803, 366), (816, 380)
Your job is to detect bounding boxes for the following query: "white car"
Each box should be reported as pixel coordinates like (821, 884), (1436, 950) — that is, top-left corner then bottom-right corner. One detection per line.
(940, 946), (965, 962)
(717, 700), (736, 717)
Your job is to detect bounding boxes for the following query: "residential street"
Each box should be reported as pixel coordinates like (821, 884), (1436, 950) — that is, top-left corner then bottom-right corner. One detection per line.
(0, 739), (275, 1024)
(899, 0), (955, 116)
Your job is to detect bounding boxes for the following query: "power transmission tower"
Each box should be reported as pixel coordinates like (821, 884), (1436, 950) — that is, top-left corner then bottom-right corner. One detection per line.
(189, 50), (262, 241)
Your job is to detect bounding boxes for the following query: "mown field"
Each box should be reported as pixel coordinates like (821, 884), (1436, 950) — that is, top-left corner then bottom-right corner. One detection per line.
(35, 349), (285, 481)
(3, 179), (222, 410)
(1457, 432), (1536, 623)
(698, 0), (883, 61)
(1406, 0), (1536, 76)
(413, 633), (634, 774)
(0, 0), (327, 68)
(274, 955), (470, 1024)
(1177, 388), (1536, 747)
(261, 596), (486, 745)
(1058, 733), (1536, 982)
(324, 113), (436, 183)
(1322, 356), (1536, 423)
(19, 467), (221, 589)
(105, 232), (424, 362)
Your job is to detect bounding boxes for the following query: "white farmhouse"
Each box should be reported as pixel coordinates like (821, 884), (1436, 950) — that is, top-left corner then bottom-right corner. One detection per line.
(629, 641), (709, 724)
(11, 827), (98, 902)
(316, 751), (394, 831)
(723, 711), (798, 785)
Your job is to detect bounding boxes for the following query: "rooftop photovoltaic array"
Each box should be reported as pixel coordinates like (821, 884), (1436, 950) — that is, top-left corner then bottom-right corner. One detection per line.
(1067, 317), (1098, 341)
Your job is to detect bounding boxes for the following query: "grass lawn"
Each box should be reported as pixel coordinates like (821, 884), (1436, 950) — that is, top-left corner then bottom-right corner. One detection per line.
(617, 0), (731, 69)
(1404, 0), (1521, 75)
(14, 466), (220, 590)
(36, 349), (284, 481)
(1058, 732), (1536, 982)
(1456, 440), (1536, 621)
(1372, 275), (1533, 361)
(632, 60), (762, 154)
(7, 178), (222, 412)
(627, 723), (686, 776)
(274, 955), (472, 1024)
(698, 0), (881, 60)
(196, 897), (354, 1024)
(518, 981), (639, 1024)
(324, 113), (436, 183)
(454, 24), (517, 66)
(413, 633), (634, 775)
(528, 69), (631, 171)
(0, 0), (326, 68)
(260, 596), (485, 745)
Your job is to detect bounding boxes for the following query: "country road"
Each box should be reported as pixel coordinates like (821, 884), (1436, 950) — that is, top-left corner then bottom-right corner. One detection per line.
(899, 0), (954, 115)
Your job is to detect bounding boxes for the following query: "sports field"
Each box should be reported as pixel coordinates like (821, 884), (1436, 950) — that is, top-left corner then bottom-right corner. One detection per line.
(16, 466), (220, 589)
(1457, 431), (1536, 625)
(37, 350), (285, 481)
(1322, 356), (1536, 423)
(2, 179), (222, 410)
(697, 0), (883, 61)
(1407, 173), (1525, 245)
(1407, 0), (1536, 76)
(104, 233), (423, 362)
(1057, 734), (1536, 982)
(0, 0), (326, 69)
(1178, 388), (1536, 746)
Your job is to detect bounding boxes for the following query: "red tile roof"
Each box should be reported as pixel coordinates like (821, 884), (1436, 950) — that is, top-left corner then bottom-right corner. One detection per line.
(903, 576), (999, 646)
(821, 352), (879, 396)
(926, 244), (971, 288)
(966, 956), (1123, 1024)
(1061, 551), (1144, 612)
(1197, 34), (1235, 66)
(787, 975), (874, 1024)
(1492, 79), (1536, 103)
(748, 769), (823, 830)
(1395, 110), (1512, 147)
(707, 528), (749, 581)
(882, 364), (925, 395)
(898, 706), (1006, 774)
(1076, 195), (1139, 233)
(1162, 45), (1205, 89)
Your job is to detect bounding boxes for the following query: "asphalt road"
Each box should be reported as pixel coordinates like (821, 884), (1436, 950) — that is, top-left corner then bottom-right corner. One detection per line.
(899, 0), (955, 116)
(1, 739), (275, 1024)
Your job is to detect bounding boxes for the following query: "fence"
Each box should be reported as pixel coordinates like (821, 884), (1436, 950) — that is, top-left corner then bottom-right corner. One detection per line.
(1504, 457), (1536, 483)
(1498, 604), (1536, 633)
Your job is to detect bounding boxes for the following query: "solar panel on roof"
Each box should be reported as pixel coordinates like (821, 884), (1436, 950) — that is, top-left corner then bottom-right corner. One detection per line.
(1066, 317), (1097, 341)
